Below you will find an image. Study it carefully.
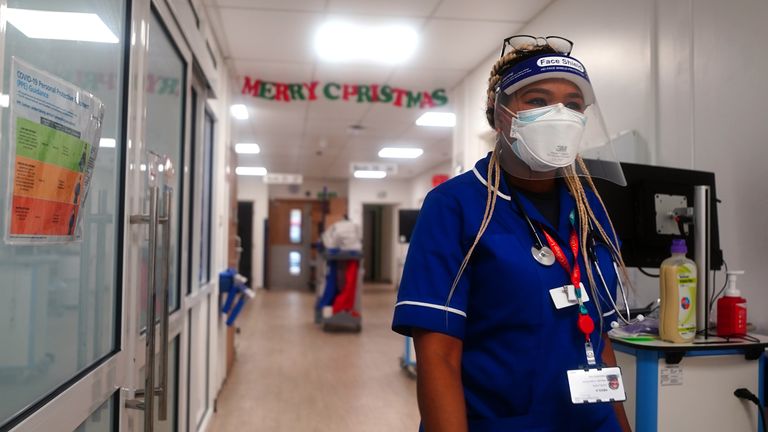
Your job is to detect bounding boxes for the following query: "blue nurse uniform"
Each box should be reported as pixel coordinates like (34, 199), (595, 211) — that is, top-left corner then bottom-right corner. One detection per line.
(392, 153), (622, 432)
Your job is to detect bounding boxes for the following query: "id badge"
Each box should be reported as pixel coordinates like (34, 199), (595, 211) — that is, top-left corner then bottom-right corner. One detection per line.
(566, 367), (626, 404)
(549, 282), (590, 310)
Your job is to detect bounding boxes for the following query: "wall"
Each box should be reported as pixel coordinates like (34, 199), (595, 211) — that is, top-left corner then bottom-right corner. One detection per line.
(410, 162), (453, 208)
(268, 178), (348, 200)
(348, 178), (412, 285)
(237, 176), (269, 289)
(450, 0), (768, 331)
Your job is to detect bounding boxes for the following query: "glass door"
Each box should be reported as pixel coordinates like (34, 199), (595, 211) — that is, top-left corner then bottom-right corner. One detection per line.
(185, 72), (214, 432)
(120, 2), (189, 431)
(0, 0), (129, 430)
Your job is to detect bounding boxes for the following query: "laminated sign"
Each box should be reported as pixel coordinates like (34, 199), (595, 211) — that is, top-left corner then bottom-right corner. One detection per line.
(5, 58), (105, 244)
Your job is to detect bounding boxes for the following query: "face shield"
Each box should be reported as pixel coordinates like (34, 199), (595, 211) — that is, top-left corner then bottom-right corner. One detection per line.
(493, 54), (626, 186)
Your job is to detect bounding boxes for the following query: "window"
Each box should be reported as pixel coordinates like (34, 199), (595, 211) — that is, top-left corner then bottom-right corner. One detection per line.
(289, 209), (302, 244)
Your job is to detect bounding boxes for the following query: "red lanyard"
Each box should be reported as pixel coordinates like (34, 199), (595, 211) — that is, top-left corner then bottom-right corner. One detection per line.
(540, 227), (595, 342)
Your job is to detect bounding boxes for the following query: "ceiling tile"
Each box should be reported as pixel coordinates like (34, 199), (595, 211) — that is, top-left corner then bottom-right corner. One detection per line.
(211, 0), (326, 12)
(433, 0), (550, 22)
(232, 61), (314, 85)
(409, 19), (524, 70)
(219, 9), (324, 63)
(326, 0), (440, 17)
(388, 68), (467, 91)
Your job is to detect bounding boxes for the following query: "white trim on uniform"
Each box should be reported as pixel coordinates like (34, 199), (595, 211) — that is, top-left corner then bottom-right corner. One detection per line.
(395, 301), (468, 318)
(472, 167), (512, 201)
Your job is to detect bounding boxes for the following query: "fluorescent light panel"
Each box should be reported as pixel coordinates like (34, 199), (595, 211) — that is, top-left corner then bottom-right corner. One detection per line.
(6, 8), (119, 43)
(230, 104), (249, 120)
(315, 21), (418, 64)
(236, 166), (267, 176)
(416, 112), (456, 128)
(354, 170), (387, 179)
(378, 147), (423, 159)
(235, 143), (260, 154)
(99, 138), (116, 148)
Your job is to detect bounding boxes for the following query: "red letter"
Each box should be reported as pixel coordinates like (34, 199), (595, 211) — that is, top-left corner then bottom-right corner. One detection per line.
(420, 91), (436, 109)
(145, 74), (160, 93)
(370, 84), (379, 102)
(392, 88), (407, 107)
(241, 76), (261, 96)
(342, 84), (358, 101)
(304, 81), (319, 100)
(274, 82), (290, 101)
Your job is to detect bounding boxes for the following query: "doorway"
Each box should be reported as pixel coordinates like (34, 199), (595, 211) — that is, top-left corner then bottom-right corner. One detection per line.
(237, 202), (254, 284)
(362, 204), (394, 283)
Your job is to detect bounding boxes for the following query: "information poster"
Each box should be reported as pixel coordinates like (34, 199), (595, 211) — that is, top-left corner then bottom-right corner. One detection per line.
(5, 58), (105, 244)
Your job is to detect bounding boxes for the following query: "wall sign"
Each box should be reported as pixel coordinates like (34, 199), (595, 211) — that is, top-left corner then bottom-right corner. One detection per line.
(241, 77), (448, 109)
(5, 58), (104, 244)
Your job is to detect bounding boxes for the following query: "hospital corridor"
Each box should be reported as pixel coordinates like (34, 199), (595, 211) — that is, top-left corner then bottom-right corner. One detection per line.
(2, 0), (768, 432)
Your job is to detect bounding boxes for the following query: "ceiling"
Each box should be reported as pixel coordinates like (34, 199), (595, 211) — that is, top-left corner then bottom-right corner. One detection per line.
(203, 0), (553, 180)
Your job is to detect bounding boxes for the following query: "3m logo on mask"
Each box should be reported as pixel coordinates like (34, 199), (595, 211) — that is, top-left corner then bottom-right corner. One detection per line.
(537, 57), (585, 73)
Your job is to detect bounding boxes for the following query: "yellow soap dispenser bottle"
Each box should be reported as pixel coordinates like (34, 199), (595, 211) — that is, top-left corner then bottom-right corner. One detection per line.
(659, 239), (697, 343)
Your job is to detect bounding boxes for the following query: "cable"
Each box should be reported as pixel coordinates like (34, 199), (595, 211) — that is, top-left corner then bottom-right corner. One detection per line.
(638, 267), (660, 278)
(733, 388), (766, 432)
(708, 259), (729, 319)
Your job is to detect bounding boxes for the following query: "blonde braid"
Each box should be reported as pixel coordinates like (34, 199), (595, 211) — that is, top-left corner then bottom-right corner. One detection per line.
(445, 147), (501, 307)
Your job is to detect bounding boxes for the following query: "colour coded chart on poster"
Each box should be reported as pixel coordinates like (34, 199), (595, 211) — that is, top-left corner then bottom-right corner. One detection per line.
(5, 58), (104, 244)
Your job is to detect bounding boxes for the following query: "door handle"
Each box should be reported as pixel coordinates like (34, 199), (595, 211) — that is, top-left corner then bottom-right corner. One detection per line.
(126, 186), (160, 432)
(157, 186), (172, 420)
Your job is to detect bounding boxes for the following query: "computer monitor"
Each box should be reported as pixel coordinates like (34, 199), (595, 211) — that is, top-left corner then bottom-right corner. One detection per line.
(592, 161), (723, 270)
(398, 209), (420, 244)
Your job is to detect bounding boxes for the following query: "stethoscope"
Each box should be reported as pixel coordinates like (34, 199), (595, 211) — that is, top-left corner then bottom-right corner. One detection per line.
(509, 187), (635, 326)
(509, 189), (557, 266)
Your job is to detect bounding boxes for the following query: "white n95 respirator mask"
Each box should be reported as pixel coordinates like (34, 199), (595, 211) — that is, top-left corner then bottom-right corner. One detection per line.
(506, 103), (587, 172)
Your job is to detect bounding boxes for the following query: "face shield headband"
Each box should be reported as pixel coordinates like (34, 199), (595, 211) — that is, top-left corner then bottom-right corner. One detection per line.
(493, 54), (626, 186)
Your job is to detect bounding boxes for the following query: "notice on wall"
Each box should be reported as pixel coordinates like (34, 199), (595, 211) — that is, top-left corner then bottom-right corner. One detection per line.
(660, 365), (683, 386)
(5, 58), (105, 244)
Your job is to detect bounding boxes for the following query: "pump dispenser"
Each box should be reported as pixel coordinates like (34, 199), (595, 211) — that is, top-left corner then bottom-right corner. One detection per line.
(659, 239), (697, 343)
(717, 271), (747, 336)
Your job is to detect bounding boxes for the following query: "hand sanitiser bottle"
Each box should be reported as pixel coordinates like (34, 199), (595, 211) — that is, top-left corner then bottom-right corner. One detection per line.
(659, 239), (697, 343)
(717, 271), (747, 337)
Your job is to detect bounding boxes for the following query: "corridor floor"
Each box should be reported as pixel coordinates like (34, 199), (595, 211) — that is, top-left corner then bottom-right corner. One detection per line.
(208, 286), (420, 431)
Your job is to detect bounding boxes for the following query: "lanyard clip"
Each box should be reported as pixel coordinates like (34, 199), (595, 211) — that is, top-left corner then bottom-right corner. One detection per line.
(584, 340), (596, 366)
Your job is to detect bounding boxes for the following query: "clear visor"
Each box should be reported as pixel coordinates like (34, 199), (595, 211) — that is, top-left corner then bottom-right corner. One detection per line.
(493, 89), (626, 186)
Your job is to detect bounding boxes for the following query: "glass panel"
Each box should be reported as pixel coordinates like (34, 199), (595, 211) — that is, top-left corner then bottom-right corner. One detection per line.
(139, 10), (185, 330)
(187, 297), (210, 429)
(289, 251), (301, 276)
(74, 394), (115, 432)
(199, 111), (213, 284)
(289, 209), (301, 244)
(0, 0), (126, 426)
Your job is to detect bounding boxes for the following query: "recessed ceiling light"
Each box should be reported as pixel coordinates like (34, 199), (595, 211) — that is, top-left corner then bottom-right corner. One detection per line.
(236, 166), (267, 176)
(378, 147), (423, 159)
(99, 138), (116, 148)
(315, 21), (418, 64)
(354, 170), (387, 179)
(230, 104), (249, 120)
(416, 112), (456, 127)
(235, 143), (261, 154)
(6, 8), (119, 43)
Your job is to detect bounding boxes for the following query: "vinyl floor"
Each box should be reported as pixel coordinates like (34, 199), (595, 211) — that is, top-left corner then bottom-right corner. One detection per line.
(208, 285), (420, 432)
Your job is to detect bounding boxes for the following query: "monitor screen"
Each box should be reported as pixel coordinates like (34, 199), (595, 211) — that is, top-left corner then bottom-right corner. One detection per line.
(592, 161), (723, 270)
(398, 209), (420, 244)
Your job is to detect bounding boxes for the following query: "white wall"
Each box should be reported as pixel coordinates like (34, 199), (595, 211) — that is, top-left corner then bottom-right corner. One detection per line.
(348, 178), (412, 284)
(410, 162), (452, 208)
(237, 176), (269, 289)
(268, 178), (348, 200)
(450, 0), (768, 331)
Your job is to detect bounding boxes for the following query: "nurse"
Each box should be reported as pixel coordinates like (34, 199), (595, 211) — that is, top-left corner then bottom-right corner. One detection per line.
(392, 35), (632, 431)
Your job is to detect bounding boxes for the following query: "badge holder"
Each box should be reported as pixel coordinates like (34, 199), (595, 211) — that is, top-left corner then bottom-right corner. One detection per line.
(566, 318), (627, 405)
